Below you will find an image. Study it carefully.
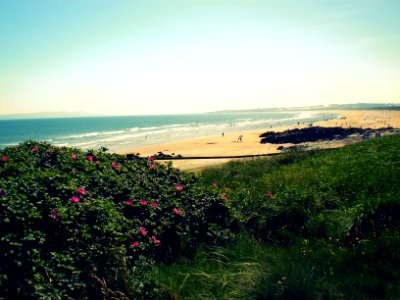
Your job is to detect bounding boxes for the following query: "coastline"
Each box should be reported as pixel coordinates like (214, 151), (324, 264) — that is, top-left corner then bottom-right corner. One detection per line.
(117, 110), (400, 171)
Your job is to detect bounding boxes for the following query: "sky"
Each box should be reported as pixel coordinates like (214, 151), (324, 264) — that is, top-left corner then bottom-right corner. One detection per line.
(1, 0), (400, 116)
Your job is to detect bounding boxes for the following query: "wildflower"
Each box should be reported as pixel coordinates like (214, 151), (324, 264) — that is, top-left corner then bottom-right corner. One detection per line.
(131, 241), (140, 248)
(32, 146), (39, 153)
(71, 153), (77, 159)
(51, 209), (59, 220)
(150, 162), (156, 169)
(175, 185), (184, 192)
(111, 162), (120, 169)
(77, 188), (86, 195)
(151, 201), (158, 207)
(87, 155), (93, 161)
(221, 195), (228, 201)
(0, 189), (6, 197)
(1, 156), (8, 162)
(139, 227), (147, 236)
(151, 235), (161, 245)
(173, 207), (182, 215)
(124, 200), (133, 206)
(266, 191), (272, 198)
(139, 199), (148, 206)
(148, 156), (154, 161)
(70, 196), (80, 203)
(212, 183), (219, 187)
(95, 160), (101, 165)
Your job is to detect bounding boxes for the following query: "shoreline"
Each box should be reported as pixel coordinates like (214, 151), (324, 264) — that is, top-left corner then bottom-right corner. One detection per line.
(118, 110), (400, 171)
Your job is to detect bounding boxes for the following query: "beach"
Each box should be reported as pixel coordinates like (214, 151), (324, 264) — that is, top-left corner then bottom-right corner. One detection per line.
(118, 110), (400, 171)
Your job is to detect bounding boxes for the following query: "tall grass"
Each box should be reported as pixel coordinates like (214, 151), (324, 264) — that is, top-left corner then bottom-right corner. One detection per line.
(152, 135), (400, 299)
(152, 233), (268, 300)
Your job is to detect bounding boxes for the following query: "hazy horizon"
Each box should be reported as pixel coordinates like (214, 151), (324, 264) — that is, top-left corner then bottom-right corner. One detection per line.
(1, 0), (400, 116)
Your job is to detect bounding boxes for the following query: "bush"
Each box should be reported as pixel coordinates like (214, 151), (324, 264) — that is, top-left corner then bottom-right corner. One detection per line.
(0, 141), (232, 299)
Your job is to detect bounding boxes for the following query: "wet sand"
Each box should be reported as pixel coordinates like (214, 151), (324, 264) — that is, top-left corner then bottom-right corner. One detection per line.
(118, 110), (400, 171)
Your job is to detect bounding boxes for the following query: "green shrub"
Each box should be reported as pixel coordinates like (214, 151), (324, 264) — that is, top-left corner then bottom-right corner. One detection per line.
(0, 141), (233, 299)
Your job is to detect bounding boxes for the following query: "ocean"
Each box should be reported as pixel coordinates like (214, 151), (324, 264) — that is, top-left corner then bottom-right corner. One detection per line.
(0, 111), (338, 152)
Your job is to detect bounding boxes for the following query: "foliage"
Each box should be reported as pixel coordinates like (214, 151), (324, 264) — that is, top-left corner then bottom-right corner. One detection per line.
(2, 134), (400, 299)
(0, 141), (232, 299)
(195, 134), (400, 299)
(152, 233), (267, 300)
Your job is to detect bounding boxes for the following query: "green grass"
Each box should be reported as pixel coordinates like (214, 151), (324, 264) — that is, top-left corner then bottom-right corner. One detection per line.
(152, 135), (400, 299)
(152, 233), (268, 300)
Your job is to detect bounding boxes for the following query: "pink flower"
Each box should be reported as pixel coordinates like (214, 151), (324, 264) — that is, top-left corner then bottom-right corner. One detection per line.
(266, 192), (273, 198)
(139, 227), (147, 236)
(131, 241), (140, 248)
(148, 156), (154, 161)
(124, 200), (133, 206)
(150, 163), (156, 169)
(175, 185), (184, 192)
(71, 153), (77, 159)
(221, 195), (228, 201)
(173, 207), (182, 215)
(77, 188), (86, 195)
(212, 183), (219, 187)
(70, 196), (80, 203)
(87, 155), (93, 161)
(151, 201), (158, 207)
(32, 146), (39, 153)
(1, 156), (8, 162)
(111, 162), (120, 169)
(95, 160), (101, 165)
(139, 199), (148, 206)
(151, 235), (161, 245)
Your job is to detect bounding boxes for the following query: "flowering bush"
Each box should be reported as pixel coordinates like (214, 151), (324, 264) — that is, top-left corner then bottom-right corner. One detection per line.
(0, 141), (232, 299)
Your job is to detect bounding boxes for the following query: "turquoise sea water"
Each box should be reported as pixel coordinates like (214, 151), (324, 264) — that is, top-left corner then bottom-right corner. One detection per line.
(0, 111), (338, 152)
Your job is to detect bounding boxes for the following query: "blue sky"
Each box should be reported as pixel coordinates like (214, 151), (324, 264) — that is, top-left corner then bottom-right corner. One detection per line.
(1, 0), (400, 115)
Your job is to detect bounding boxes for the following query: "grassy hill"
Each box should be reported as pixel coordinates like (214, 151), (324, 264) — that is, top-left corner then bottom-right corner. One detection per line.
(1, 135), (399, 299)
(154, 134), (400, 299)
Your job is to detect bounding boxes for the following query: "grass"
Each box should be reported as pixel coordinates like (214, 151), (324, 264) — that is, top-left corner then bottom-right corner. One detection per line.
(152, 233), (268, 300)
(151, 134), (400, 299)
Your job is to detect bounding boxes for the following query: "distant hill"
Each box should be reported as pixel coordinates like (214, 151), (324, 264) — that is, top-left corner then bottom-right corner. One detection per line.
(212, 103), (400, 113)
(321, 103), (400, 110)
(0, 111), (97, 120)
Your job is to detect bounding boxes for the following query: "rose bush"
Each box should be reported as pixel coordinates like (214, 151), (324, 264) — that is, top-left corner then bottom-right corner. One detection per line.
(0, 141), (233, 299)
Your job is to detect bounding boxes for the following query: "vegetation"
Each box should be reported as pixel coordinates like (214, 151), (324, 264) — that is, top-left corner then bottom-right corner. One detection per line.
(0, 141), (231, 299)
(157, 134), (400, 299)
(1, 134), (400, 299)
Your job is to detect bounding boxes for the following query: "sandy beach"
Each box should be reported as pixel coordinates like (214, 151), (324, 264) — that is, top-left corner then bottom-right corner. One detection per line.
(118, 110), (400, 171)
